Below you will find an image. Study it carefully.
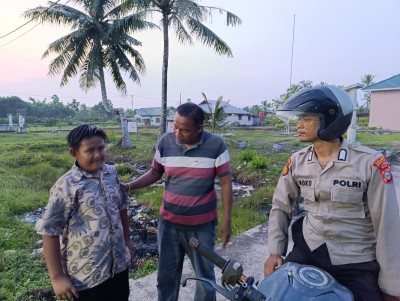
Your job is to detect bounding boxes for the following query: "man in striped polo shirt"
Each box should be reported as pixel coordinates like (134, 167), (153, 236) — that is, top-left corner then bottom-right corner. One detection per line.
(125, 102), (233, 301)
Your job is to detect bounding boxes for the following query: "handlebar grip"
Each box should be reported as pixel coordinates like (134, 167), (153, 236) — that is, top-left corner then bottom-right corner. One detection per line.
(189, 237), (227, 271)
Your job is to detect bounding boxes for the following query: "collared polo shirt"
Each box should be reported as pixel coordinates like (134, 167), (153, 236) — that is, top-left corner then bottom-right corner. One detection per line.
(152, 131), (231, 228)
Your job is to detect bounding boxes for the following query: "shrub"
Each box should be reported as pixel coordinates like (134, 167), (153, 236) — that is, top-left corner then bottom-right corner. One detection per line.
(248, 155), (268, 170)
(238, 150), (257, 162)
(115, 163), (137, 177)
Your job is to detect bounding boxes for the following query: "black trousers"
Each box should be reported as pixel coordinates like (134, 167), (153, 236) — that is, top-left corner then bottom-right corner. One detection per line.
(73, 268), (130, 301)
(284, 217), (382, 301)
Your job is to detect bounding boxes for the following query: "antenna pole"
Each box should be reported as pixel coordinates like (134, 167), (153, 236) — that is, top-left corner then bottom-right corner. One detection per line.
(289, 14), (296, 87)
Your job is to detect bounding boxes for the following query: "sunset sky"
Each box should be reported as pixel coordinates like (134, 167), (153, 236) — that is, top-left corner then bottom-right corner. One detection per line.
(1, 0), (399, 110)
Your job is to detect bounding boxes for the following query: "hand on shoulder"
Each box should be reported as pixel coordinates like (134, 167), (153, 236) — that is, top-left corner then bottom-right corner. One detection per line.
(121, 183), (130, 192)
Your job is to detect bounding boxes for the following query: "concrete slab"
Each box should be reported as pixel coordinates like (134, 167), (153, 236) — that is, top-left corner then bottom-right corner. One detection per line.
(129, 165), (400, 300)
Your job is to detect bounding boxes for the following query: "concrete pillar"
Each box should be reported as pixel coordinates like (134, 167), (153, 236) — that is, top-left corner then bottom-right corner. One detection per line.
(344, 84), (364, 143)
(18, 114), (26, 133)
(8, 114), (13, 130)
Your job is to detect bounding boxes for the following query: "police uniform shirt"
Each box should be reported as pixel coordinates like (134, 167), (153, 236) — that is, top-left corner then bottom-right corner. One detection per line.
(268, 140), (400, 296)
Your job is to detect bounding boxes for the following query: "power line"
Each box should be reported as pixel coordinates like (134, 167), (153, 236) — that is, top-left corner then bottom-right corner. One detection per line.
(0, 0), (68, 41)
(0, 23), (41, 47)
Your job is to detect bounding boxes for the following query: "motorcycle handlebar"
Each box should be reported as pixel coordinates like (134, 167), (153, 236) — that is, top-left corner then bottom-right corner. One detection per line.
(188, 237), (266, 301)
(189, 237), (228, 271)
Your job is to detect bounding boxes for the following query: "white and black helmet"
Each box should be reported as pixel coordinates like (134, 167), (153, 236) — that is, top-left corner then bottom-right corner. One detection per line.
(276, 85), (353, 141)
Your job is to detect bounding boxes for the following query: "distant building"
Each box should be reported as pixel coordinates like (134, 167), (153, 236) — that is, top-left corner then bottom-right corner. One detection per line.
(134, 107), (175, 127)
(363, 74), (400, 131)
(198, 100), (256, 126)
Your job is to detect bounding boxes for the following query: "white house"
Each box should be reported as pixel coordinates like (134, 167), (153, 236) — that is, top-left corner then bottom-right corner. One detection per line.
(133, 107), (175, 127)
(198, 100), (256, 126)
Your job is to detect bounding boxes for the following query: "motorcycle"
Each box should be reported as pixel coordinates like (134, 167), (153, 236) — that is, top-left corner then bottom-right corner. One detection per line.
(181, 237), (354, 301)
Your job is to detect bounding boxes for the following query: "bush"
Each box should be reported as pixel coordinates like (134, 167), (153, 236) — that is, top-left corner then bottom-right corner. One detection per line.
(248, 155), (268, 170)
(238, 150), (258, 162)
(115, 163), (137, 177)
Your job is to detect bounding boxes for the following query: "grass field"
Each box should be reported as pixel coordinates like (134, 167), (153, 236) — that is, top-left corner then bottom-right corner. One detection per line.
(0, 126), (399, 300)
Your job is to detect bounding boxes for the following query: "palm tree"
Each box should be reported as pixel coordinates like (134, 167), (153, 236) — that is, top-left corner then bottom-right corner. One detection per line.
(128, 0), (242, 137)
(360, 74), (375, 111)
(23, 0), (156, 148)
(201, 92), (228, 133)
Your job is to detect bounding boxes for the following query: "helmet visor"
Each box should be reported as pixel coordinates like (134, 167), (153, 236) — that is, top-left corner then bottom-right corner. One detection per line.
(276, 110), (321, 123)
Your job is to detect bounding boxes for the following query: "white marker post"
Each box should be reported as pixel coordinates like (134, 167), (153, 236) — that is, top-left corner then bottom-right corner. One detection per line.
(344, 83), (364, 143)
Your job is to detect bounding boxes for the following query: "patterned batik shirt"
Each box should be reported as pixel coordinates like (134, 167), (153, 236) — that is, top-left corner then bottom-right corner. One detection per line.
(36, 163), (131, 291)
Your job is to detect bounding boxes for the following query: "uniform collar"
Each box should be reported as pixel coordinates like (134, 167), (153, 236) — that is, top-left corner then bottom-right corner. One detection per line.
(306, 139), (350, 164)
(175, 130), (205, 149)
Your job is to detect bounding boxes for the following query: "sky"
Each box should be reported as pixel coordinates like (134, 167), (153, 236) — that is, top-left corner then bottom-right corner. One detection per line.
(1, 0), (399, 110)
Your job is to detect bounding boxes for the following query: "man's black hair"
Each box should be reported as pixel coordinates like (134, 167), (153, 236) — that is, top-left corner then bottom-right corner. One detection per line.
(67, 124), (108, 148)
(176, 102), (205, 127)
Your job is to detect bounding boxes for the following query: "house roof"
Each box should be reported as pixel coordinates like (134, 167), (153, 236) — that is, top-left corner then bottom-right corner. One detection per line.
(134, 107), (175, 116)
(363, 74), (400, 92)
(134, 107), (161, 116)
(198, 100), (251, 115)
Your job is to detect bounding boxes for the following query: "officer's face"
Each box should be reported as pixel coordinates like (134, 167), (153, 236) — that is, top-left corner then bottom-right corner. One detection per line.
(296, 115), (319, 142)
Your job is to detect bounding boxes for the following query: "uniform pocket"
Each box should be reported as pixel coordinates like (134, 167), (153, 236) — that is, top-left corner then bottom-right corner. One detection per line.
(300, 181), (317, 213)
(331, 187), (365, 218)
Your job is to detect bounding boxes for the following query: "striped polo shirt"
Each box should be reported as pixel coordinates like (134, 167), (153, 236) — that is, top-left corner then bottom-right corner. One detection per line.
(151, 131), (231, 228)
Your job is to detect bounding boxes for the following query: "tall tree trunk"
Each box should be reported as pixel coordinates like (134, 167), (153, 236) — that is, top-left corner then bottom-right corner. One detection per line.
(159, 9), (169, 139)
(99, 68), (113, 113)
(99, 68), (132, 148)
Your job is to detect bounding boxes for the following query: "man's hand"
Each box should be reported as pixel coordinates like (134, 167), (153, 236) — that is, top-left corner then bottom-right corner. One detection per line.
(220, 218), (232, 248)
(125, 239), (136, 262)
(264, 254), (283, 276)
(219, 173), (233, 248)
(51, 273), (79, 300)
(121, 183), (130, 192)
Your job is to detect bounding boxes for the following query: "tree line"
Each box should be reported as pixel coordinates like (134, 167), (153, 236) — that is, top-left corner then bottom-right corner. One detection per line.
(0, 95), (121, 127)
(1, 73), (375, 129)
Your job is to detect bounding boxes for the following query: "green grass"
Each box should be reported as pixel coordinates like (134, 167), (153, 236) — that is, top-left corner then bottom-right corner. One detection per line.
(356, 131), (400, 149)
(0, 126), (399, 300)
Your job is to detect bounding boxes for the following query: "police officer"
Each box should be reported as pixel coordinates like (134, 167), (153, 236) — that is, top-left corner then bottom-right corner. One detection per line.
(263, 85), (400, 301)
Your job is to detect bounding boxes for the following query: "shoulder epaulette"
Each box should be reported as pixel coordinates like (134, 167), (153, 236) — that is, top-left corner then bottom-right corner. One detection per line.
(349, 142), (380, 156)
(294, 144), (312, 156)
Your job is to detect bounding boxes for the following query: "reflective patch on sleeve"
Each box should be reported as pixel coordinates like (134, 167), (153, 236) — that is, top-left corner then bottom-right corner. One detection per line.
(282, 157), (291, 176)
(373, 156), (393, 184)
